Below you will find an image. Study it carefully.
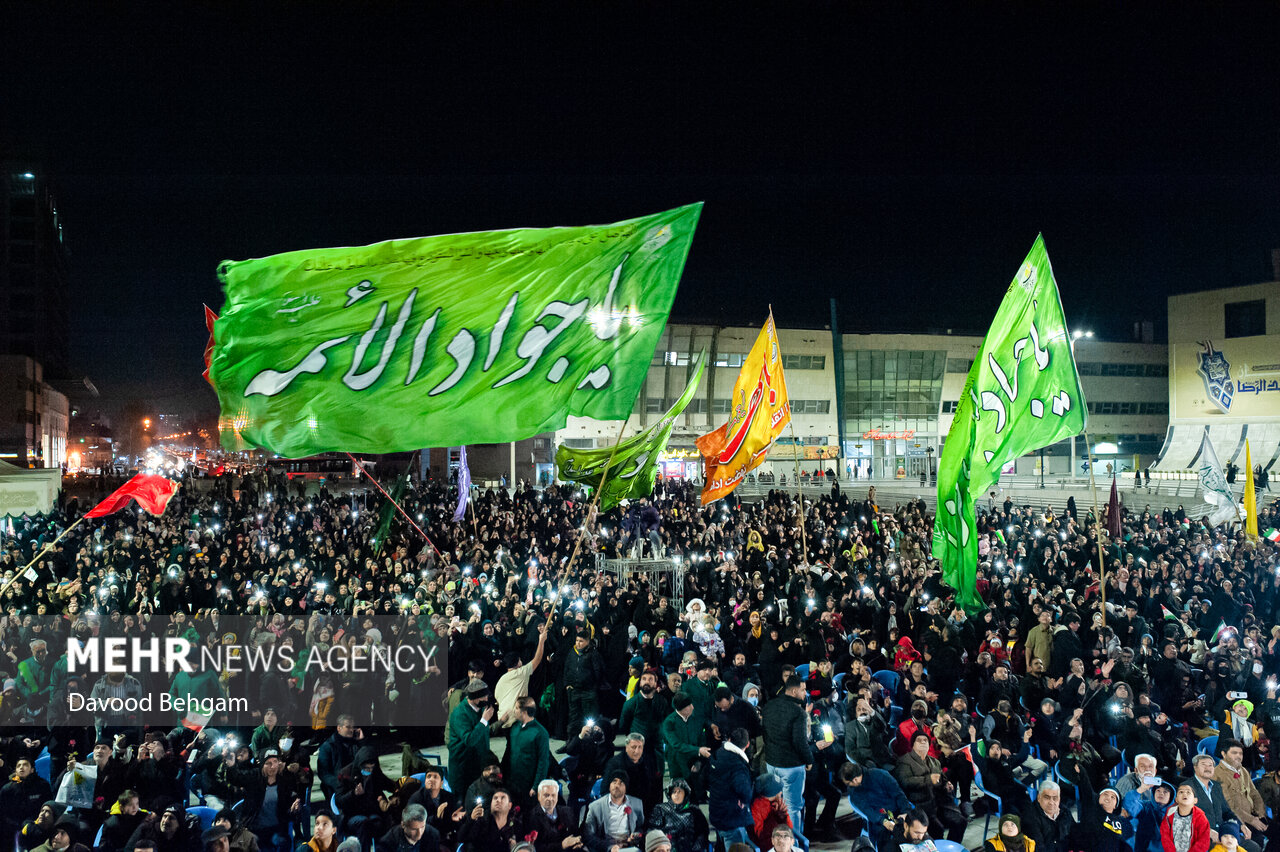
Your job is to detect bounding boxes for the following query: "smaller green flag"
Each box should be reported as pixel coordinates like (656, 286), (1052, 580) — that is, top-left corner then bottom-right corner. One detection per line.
(556, 351), (705, 512)
(372, 470), (410, 554)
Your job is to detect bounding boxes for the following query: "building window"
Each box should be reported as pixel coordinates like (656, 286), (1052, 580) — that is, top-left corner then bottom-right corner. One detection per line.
(782, 354), (826, 370)
(563, 438), (594, 449)
(791, 400), (831, 415)
(645, 397), (663, 413)
(714, 353), (745, 368)
(712, 399), (731, 415)
(941, 400), (959, 413)
(1225, 300), (1266, 338)
(946, 358), (973, 373)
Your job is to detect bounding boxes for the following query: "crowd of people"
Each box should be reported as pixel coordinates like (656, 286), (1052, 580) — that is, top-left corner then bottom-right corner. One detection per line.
(0, 463), (1278, 852)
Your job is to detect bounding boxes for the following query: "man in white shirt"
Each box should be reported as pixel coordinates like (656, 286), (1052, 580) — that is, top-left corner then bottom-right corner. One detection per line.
(497, 625), (548, 728)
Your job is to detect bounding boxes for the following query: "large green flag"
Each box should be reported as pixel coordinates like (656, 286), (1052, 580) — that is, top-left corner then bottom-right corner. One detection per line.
(556, 351), (705, 512)
(209, 204), (702, 456)
(932, 235), (1087, 611)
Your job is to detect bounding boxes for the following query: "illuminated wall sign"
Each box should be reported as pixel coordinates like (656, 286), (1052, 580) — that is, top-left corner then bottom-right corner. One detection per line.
(862, 428), (916, 440)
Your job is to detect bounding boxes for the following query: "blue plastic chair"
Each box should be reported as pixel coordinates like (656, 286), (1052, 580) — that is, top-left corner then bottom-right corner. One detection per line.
(934, 841), (968, 852)
(845, 799), (871, 839)
(1197, 735), (1219, 756)
(34, 753), (51, 784)
(188, 772), (207, 806)
(93, 826), (104, 849)
(960, 745), (1002, 837)
(187, 807), (219, 831)
(590, 778), (602, 799)
(410, 772), (426, 784)
(833, 672), (847, 691)
(871, 670), (900, 695)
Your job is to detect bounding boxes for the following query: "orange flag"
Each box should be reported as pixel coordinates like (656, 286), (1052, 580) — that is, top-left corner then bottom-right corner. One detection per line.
(696, 312), (791, 504)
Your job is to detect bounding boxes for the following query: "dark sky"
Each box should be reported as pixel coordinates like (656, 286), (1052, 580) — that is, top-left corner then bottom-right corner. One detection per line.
(3, 3), (1280, 418)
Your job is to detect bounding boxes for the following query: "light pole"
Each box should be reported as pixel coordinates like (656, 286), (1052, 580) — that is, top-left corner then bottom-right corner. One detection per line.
(1070, 328), (1108, 627)
(1069, 330), (1092, 479)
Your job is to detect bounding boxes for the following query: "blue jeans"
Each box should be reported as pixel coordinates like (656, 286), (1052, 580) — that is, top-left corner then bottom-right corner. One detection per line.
(718, 827), (755, 851)
(767, 763), (808, 835)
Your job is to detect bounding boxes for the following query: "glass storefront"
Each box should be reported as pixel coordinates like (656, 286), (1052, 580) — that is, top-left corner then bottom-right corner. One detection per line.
(842, 348), (946, 478)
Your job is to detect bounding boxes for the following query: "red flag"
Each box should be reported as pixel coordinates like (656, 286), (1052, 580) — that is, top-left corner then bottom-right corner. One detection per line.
(86, 474), (179, 518)
(202, 304), (218, 385)
(1106, 475), (1122, 540)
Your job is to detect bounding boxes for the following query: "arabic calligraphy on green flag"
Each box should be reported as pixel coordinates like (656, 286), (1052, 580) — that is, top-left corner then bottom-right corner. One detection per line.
(931, 235), (1087, 611)
(556, 351), (706, 512)
(208, 204), (702, 456)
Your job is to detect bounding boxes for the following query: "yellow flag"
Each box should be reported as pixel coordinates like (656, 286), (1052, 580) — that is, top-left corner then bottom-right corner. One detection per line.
(696, 313), (791, 504)
(1244, 439), (1258, 541)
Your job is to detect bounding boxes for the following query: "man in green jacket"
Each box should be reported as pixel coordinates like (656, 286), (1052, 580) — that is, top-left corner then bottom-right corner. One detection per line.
(661, 693), (710, 802)
(620, 670), (670, 752)
(506, 696), (550, 810)
(681, 660), (719, 731)
(16, 639), (53, 714)
(448, 680), (495, 798)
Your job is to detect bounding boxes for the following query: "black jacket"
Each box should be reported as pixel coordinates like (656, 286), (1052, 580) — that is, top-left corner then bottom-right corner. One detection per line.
(761, 695), (811, 768)
(1020, 802), (1077, 852)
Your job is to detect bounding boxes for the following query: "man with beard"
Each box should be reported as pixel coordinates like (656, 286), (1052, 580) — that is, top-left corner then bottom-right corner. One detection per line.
(620, 670), (670, 762)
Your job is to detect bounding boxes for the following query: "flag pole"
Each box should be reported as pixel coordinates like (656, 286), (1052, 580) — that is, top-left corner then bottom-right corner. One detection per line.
(787, 420), (809, 565)
(543, 382), (645, 630)
(1081, 427), (1107, 629)
(0, 514), (91, 599)
(346, 453), (442, 558)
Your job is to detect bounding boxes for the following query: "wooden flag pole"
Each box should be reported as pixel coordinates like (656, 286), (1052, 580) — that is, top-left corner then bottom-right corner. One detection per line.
(0, 514), (90, 599)
(787, 420), (810, 565)
(1080, 428), (1108, 629)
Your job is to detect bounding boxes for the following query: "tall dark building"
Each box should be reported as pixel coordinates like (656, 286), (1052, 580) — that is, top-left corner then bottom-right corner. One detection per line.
(1, 162), (70, 378)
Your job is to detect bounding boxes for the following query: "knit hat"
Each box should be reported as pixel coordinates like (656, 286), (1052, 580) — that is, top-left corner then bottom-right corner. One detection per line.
(605, 768), (630, 788)
(1220, 822), (1242, 840)
(645, 831), (671, 852)
(742, 682), (760, 700)
(998, 814), (1023, 839)
(755, 775), (783, 798)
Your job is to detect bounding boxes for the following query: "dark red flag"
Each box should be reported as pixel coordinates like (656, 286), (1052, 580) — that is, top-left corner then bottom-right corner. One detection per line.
(86, 474), (179, 518)
(1106, 475), (1122, 540)
(202, 304), (218, 384)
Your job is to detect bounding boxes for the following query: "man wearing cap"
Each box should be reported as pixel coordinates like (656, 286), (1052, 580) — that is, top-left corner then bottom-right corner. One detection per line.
(661, 694), (711, 802)
(839, 761), (911, 851)
(749, 777), (791, 850)
(448, 680), (495, 800)
(443, 662), (487, 743)
(682, 661), (718, 733)
(123, 805), (191, 852)
(583, 770), (645, 852)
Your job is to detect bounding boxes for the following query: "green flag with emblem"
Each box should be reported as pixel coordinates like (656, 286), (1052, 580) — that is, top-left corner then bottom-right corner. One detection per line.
(208, 204), (702, 456)
(932, 235), (1087, 611)
(556, 351), (705, 512)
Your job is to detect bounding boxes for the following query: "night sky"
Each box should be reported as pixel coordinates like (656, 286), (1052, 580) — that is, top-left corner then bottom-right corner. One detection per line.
(3, 3), (1279, 418)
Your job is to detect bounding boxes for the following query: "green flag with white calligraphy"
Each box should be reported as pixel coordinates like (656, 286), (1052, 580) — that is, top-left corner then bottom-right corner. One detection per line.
(931, 235), (1087, 611)
(209, 204), (702, 456)
(556, 351), (705, 512)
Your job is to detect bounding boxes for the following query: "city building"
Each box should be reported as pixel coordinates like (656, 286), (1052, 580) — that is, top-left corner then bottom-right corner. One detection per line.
(553, 321), (1170, 482)
(68, 409), (115, 473)
(0, 355), (69, 468)
(1153, 268), (1280, 476)
(1, 162), (70, 379)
